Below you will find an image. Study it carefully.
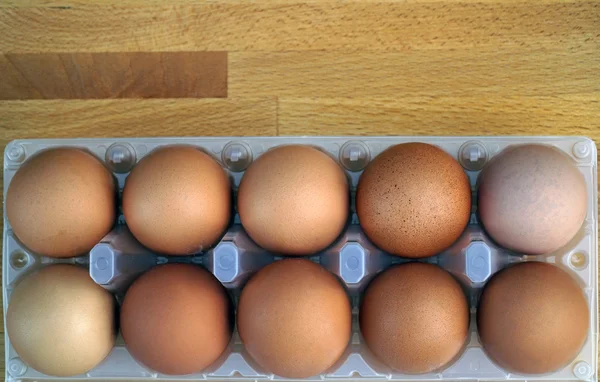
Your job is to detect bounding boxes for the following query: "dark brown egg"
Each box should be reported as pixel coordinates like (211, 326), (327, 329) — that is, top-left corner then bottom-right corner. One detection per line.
(120, 264), (232, 375)
(477, 262), (589, 374)
(237, 259), (351, 378)
(7, 265), (116, 376)
(6, 148), (116, 258)
(237, 145), (349, 256)
(123, 146), (231, 255)
(356, 143), (471, 258)
(360, 262), (469, 373)
(478, 144), (587, 255)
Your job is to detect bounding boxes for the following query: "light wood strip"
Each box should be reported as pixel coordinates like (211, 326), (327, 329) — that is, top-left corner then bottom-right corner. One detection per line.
(278, 95), (600, 141)
(0, 2), (598, 52)
(229, 49), (600, 98)
(0, 0), (590, 6)
(0, 99), (277, 148)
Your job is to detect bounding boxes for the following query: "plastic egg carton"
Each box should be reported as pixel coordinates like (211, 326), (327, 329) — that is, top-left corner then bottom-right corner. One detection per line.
(3, 137), (598, 382)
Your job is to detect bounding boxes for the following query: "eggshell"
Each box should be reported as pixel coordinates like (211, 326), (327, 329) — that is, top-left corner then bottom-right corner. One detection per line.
(477, 262), (589, 374)
(237, 259), (351, 378)
(360, 262), (469, 374)
(6, 148), (116, 258)
(6, 265), (116, 376)
(478, 144), (587, 255)
(120, 264), (232, 375)
(237, 145), (349, 255)
(356, 143), (471, 258)
(123, 146), (231, 255)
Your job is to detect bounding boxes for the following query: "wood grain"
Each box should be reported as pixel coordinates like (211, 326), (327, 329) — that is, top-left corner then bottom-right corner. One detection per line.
(0, 0), (596, 5)
(0, 2), (598, 52)
(0, 99), (277, 148)
(229, 48), (600, 98)
(279, 95), (600, 140)
(0, 52), (227, 99)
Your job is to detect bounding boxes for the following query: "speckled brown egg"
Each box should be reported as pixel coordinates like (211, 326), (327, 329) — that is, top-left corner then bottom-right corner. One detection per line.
(477, 262), (589, 374)
(360, 262), (469, 374)
(237, 259), (351, 378)
(6, 148), (116, 258)
(356, 143), (471, 258)
(7, 264), (116, 376)
(478, 144), (587, 255)
(237, 145), (349, 255)
(123, 146), (231, 255)
(120, 264), (232, 375)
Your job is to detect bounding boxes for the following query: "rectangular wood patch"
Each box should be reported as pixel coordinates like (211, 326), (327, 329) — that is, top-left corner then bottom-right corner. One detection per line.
(0, 99), (276, 145)
(0, 52), (227, 99)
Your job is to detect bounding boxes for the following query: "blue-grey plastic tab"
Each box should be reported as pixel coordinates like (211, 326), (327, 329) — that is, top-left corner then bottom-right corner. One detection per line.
(90, 244), (116, 285)
(437, 226), (510, 288)
(465, 242), (492, 283)
(89, 230), (158, 293)
(340, 243), (366, 284)
(212, 243), (239, 283)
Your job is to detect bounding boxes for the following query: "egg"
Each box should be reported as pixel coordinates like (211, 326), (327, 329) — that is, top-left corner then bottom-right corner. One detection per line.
(356, 143), (471, 258)
(123, 146), (231, 255)
(6, 148), (116, 258)
(237, 259), (351, 378)
(477, 262), (589, 374)
(237, 145), (349, 255)
(7, 264), (116, 376)
(360, 262), (469, 374)
(120, 264), (232, 375)
(478, 144), (587, 255)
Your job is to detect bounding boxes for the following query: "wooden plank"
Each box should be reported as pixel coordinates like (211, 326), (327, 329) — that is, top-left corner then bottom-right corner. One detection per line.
(278, 95), (600, 141)
(0, 98), (277, 148)
(0, 52), (227, 100)
(229, 48), (600, 98)
(0, 2), (598, 52)
(0, 0), (590, 6)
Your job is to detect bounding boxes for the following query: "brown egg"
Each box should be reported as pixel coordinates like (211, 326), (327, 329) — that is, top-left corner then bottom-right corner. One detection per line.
(6, 148), (116, 258)
(237, 145), (348, 255)
(237, 259), (351, 378)
(360, 262), (469, 374)
(356, 143), (471, 258)
(477, 262), (589, 374)
(7, 264), (116, 376)
(120, 264), (232, 375)
(123, 146), (231, 255)
(478, 144), (587, 255)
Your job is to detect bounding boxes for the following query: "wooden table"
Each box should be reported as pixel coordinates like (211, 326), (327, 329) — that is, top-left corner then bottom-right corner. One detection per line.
(0, 0), (598, 378)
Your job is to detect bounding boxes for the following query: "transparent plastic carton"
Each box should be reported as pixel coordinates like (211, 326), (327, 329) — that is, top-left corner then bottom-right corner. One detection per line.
(3, 137), (598, 382)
